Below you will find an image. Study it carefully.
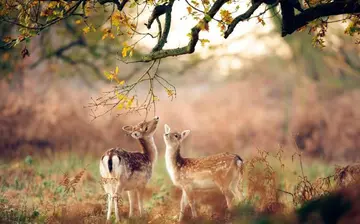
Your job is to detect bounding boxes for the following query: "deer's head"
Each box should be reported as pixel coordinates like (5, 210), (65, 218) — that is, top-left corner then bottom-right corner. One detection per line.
(122, 116), (160, 139)
(163, 124), (190, 149)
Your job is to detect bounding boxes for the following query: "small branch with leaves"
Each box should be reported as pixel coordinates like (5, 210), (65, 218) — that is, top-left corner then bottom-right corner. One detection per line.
(86, 60), (176, 119)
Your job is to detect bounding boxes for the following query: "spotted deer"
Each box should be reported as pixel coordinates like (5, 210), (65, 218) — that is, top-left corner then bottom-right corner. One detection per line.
(163, 124), (244, 221)
(99, 116), (159, 221)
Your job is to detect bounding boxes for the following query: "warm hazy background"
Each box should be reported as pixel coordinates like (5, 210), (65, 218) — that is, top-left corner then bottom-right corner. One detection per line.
(2, 15), (360, 161)
(1, 6), (360, 223)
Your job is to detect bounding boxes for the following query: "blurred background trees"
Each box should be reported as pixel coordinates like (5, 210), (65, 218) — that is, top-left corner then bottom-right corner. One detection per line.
(0, 0), (360, 160)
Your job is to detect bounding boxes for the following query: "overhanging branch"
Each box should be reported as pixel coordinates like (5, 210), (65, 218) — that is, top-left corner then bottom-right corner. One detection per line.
(152, 0), (175, 52)
(97, 0), (129, 11)
(145, 3), (170, 29)
(224, 1), (263, 39)
(130, 0), (229, 62)
(282, 0), (360, 36)
(280, 0), (295, 37)
(0, 0), (83, 50)
(30, 37), (85, 68)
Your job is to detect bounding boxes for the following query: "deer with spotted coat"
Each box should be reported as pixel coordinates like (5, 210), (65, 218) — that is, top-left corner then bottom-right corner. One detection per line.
(99, 116), (159, 222)
(163, 124), (244, 222)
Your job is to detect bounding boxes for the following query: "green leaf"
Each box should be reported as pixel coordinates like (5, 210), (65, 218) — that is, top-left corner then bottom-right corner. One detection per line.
(199, 38), (210, 46)
(204, 14), (212, 22)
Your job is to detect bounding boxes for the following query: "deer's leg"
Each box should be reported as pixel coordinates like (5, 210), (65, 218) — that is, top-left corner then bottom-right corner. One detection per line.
(113, 194), (120, 221)
(214, 178), (235, 210)
(136, 188), (145, 216)
(106, 193), (113, 220)
(113, 181), (123, 221)
(178, 189), (189, 222)
(183, 188), (197, 218)
(230, 175), (244, 202)
(103, 182), (113, 221)
(224, 189), (235, 210)
(127, 190), (136, 217)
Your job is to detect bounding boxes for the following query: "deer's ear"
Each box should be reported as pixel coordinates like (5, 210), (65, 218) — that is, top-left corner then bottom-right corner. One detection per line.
(122, 125), (133, 133)
(181, 130), (191, 140)
(164, 124), (171, 134)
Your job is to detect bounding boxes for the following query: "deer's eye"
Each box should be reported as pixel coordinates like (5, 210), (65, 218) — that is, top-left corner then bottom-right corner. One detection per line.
(145, 127), (148, 131)
(174, 134), (178, 138)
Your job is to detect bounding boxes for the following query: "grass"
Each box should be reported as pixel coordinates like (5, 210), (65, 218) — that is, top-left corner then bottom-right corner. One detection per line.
(0, 149), (349, 224)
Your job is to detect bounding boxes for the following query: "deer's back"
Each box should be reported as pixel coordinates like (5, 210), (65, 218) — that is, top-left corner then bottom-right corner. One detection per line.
(101, 148), (153, 189)
(172, 152), (242, 189)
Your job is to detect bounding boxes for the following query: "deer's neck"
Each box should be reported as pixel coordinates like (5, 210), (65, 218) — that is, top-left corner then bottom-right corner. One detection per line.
(165, 145), (185, 168)
(138, 137), (158, 164)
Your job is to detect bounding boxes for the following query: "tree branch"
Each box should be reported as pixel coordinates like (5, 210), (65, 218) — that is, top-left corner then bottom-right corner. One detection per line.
(134, 0), (229, 62)
(224, 1), (263, 39)
(281, 0), (360, 36)
(145, 3), (170, 29)
(280, 0), (295, 37)
(97, 0), (128, 11)
(30, 37), (85, 68)
(151, 0), (175, 52)
(0, 0), (83, 50)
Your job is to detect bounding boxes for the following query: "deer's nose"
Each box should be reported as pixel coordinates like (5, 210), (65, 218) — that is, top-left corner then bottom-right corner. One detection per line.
(154, 116), (160, 121)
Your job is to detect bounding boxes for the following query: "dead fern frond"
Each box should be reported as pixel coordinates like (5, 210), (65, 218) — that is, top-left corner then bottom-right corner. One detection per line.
(247, 148), (278, 211)
(334, 164), (360, 187)
(293, 176), (318, 206)
(60, 169), (86, 194)
(59, 172), (70, 186)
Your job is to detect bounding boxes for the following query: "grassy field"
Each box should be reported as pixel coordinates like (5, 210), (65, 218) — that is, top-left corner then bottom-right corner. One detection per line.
(0, 149), (343, 224)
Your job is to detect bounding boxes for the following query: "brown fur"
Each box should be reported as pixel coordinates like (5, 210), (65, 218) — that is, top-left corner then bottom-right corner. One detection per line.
(102, 147), (151, 177)
(100, 116), (159, 221)
(177, 152), (242, 172)
(163, 125), (244, 221)
(169, 148), (242, 190)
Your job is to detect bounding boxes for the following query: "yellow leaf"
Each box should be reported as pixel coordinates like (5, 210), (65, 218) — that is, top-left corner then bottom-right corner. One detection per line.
(82, 26), (90, 34)
(103, 71), (113, 81)
(115, 92), (125, 101)
(126, 96), (134, 109)
(220, 9), (233, 25)
(166, 88), (174, 97)
(199, 39), (210, 47)
(115, 66), (119, 75)
(121, 42), (129, 57)
(152, 96), (159, 101)
(187, 6), (192, 14)
(122, 47), (128, 57)
(101, 33), (108, 40)
(119, 80), (125, 85)
(117, 103), (124, 110)
(112, 18), (120, 27)
(3, 36), (12, 43)
(75, 19), (81, 24)
(198, 21), (209, 31)
(257, 17), (266, 26)
(48, 2), (57, 8)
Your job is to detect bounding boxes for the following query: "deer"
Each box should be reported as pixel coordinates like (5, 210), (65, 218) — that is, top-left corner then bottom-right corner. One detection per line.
(99, 116), (159, 222)
(163, 124), (244, 222)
